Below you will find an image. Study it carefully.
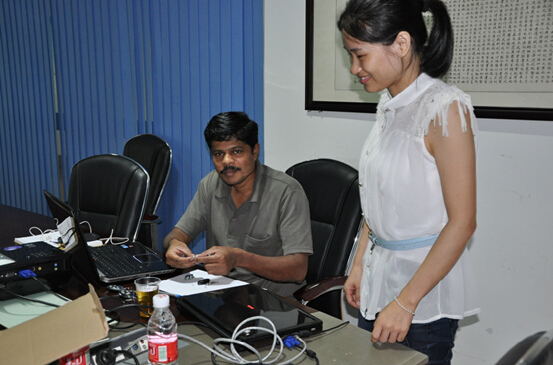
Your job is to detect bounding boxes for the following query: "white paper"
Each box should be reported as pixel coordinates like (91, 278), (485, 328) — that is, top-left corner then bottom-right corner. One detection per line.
(159, 269), (248, 297)
(58, 216), (77, 250)
(0, 292), (69, 328)
(14, 230), (62, 246)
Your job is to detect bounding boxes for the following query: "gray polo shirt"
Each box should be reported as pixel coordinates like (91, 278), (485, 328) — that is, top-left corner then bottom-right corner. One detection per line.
(175, 160), (313, 298)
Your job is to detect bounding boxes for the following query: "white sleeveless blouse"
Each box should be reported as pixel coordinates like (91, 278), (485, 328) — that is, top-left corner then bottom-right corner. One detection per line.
(358, 73), (480, 323)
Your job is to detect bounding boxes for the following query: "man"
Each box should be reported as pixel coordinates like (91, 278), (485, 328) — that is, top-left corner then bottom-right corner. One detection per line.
(163, 111), (312, 298)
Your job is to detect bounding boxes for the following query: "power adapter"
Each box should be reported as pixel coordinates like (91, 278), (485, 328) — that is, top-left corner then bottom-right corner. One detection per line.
(96, 349), (118, 365)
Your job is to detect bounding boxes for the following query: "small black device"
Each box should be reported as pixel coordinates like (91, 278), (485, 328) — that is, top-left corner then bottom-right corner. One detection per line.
(106, 284), (126, 292)
(118, 289), (135, 301)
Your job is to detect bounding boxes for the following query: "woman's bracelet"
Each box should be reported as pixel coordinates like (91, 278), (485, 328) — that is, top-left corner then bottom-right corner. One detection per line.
(394, 296), (415, 316)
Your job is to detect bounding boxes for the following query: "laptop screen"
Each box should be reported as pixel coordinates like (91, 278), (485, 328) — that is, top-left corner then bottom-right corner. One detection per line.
(43, 190), (101, 283)
(176, 284), (323, 348)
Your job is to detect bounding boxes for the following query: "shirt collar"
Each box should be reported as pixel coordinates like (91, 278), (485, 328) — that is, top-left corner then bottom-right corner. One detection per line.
(383, 73), (434, 110)
(250, 160), (264, 203)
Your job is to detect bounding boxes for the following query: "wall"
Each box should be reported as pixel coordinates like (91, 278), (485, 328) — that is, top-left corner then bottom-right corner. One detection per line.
(264, 1), (553, 364)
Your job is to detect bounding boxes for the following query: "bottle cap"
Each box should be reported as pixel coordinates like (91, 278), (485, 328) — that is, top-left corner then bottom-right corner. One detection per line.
(152, 293), (170, 308)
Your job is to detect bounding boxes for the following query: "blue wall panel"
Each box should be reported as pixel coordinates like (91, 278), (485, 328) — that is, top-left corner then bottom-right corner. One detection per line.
(0, 0), (264, 252)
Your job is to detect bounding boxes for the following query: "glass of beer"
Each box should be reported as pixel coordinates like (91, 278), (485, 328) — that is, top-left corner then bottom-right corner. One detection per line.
(134, 277), (161, 318)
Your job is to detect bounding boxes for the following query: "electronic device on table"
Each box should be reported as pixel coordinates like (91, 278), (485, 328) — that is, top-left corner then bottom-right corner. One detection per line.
(89, 327), (189, 365)
(43, 190), (175, 284)
(176, 283), (323, 348)
(0, 242), (72, 300)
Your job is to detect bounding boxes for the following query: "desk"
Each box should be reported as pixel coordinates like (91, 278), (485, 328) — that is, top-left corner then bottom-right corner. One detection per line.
(163, 311), (428, 365)
(0, 204), (56, 245)
(0, 204), (428, 364)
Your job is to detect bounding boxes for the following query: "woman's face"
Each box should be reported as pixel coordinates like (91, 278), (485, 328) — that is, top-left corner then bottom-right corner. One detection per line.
(341, 31), (406, 97)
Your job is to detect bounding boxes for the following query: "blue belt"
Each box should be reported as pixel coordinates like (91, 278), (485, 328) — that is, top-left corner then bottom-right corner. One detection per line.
(369, 231), (439, 251)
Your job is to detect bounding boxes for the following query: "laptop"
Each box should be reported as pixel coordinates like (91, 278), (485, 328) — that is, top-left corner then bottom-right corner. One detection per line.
(175, 284), (323, 348)
(43, 190), (175, 283)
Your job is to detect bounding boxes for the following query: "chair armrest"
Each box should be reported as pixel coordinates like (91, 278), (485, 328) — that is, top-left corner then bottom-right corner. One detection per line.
(293, 276), (348, 304)
(142, 214), (161, 224)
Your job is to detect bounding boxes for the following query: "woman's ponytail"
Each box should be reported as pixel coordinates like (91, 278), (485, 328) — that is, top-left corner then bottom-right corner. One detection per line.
(420, 0), (454, 78)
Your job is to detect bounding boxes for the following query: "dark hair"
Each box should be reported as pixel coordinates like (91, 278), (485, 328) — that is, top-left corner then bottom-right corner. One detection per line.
(204, 111), (258, 152)
(338, 0), (454, 78)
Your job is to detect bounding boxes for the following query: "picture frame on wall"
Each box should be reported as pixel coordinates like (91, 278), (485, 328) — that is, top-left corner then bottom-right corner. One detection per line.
(305, 0), (553, 121)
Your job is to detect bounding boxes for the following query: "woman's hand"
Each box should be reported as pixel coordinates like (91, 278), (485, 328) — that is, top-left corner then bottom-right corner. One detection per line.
(370, 297), (414, 343)
(344, 264), (364, 309)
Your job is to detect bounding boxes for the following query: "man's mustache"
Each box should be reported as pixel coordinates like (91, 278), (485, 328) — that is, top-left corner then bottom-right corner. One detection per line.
(221, 166), (242, 174)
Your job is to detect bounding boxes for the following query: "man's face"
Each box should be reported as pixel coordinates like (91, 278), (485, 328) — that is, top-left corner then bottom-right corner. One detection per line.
(210, 138), (259, 189)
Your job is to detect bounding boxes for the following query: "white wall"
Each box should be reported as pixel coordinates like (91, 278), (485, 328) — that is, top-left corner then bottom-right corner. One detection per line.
(264, 1), (553, 364)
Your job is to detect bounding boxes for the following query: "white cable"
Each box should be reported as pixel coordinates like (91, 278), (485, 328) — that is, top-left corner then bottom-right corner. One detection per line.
(177, 316), (307, 364)
(79, 220), (93, 234)
(98, 229), (129, 245)
(28, 226), (59, 242)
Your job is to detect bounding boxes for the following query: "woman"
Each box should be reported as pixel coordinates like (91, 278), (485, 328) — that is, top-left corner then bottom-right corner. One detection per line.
(338, 0), (480, 363)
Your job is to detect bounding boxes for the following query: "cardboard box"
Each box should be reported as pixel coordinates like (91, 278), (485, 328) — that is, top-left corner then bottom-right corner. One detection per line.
(0, 284), (109, 365)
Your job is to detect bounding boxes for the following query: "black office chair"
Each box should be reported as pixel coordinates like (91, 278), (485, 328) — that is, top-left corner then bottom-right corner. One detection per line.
(286, 158), (363, 319)
(67, 154), (149, 242)
(123, 134), (172, 248)
(496, 329), (553, 365)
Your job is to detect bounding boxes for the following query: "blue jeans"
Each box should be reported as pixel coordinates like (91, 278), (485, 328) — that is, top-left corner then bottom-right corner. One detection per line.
(358, 312), (459, 365)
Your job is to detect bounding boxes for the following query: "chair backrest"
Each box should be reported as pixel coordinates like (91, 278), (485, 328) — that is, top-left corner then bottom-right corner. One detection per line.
(286, 159), (362, 317)
(496, 329), (553, 365)
(67, 154), (149, 242)
(123, 134), (172, 216)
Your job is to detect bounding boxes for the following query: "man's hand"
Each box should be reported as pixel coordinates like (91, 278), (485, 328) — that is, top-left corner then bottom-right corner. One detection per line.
(196, 247), (308, 283)
(165, 239), (197, 269)
(195, 246), (238, 276)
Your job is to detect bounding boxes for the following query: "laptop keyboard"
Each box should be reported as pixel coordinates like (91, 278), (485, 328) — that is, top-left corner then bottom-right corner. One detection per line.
(90, 244), (150, 277)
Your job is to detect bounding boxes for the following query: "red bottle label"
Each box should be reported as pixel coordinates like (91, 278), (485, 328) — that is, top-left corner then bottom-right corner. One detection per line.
(148, 340), (178, 363)
(59, 346), (91, 365)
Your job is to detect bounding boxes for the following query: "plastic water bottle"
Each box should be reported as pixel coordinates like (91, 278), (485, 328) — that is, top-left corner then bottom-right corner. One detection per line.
(147, 294), (178, 365)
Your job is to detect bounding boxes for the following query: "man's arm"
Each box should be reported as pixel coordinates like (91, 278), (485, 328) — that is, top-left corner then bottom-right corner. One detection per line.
(196, 248), (308, 283)
(162, 227), (198, 269)
(196, 182), (312, 284)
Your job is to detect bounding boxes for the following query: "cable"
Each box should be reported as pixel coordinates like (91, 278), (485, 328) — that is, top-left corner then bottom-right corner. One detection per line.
(17, 269), (70, 303)
(99, 229), (129, 246)
(0, 284), (60, 307)
(27, 226), (60, 244)
(0, 271), (72, 307)
(96, 348), (140, 365)
(30, 276), (70, 303)
(177, 316), (308, 365)
(322, 320), (350, 333)
(100, 299), (150, 329)
(79, 221), (93, 235)
(285, 337), (320, 364)
(292, 320), (350, 338)
(304, 348), (319, 365)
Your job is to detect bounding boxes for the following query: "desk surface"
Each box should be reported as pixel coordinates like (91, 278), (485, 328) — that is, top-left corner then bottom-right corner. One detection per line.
(0, 204), (56, 244)
(0, 204), (428, 365)
(164, 311), (428, 365)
